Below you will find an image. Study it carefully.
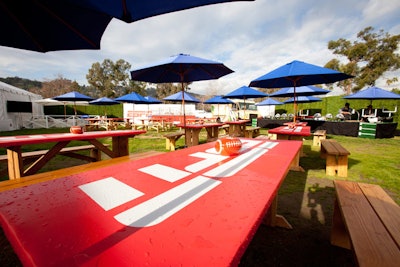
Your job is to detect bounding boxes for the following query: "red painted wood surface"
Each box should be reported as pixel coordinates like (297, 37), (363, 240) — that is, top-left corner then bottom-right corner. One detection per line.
(268, 126), (311, 137)
(0, 139), (301, 267)
(0, 130), (146, 147)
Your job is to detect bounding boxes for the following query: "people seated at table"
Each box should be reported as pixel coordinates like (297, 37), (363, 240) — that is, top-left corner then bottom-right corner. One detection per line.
(361, 104), (376, 122)
(339, 103), (352, 120)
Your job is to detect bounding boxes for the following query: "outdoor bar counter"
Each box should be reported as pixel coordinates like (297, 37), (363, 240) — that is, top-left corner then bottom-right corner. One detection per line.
(257, 119), (398, 138)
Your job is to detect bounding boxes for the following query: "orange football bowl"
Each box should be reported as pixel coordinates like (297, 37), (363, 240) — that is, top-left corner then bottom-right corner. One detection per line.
(215, 137), (242, 156)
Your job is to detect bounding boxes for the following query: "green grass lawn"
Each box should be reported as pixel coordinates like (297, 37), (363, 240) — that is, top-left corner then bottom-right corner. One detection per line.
(1, 127), (399, 204)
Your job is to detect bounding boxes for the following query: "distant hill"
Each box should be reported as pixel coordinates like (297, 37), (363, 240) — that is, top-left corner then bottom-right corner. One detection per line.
(0, 77), (42, 90)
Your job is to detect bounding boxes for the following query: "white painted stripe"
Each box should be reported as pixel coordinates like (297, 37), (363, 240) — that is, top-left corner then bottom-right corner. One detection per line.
(114, 176), (221, 227)
(258, 141), (278, 150)
(203, 147), (269, 178)
(138, 164), (191, 182)
(79, 177), (144, 211)
(185, 152), (227, 173)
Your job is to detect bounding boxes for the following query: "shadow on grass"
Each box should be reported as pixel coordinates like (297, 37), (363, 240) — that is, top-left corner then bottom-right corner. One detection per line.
(239, 174), (355, 267)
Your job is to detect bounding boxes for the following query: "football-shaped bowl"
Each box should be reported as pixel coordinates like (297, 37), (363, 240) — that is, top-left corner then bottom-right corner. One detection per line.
(70, 126), (84, 134)
(215, 137), (242, 156)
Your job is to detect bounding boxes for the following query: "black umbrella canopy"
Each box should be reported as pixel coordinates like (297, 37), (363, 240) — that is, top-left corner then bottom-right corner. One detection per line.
(0, 0), (252, 52)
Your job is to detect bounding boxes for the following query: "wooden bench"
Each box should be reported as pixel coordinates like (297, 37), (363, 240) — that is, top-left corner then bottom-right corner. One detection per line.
(0, 144), (109, 178)
(0, 151), (165, 192)
(244, 126), (261, 138)
(331, 180), (400, 267)
(312, 129), (326, 147)
(320, 139), (350, 177)
(163, 132), (185, 151)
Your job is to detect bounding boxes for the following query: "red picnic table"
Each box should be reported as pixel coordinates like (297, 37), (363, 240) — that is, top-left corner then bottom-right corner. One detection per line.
(0, 138), (301, 267)
(268, 125), (311, 170)
(0, 130), (145, 179)
(268, 125), (311, 140)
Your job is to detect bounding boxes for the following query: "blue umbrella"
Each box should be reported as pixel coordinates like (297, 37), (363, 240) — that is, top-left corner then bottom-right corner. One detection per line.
(283, 96), (322, 104)
(89, 97), (120, 105)
(204, 95), (234, 117)
(115, 92), (149, 121)
(131, 53), (233, 145)
(115, 92), (148, 104)
(249, 60), (353, 121)
(223, 86), (268, 99)
(204, 95), (234, 104)
(53, 91), (94, 102)
(163, 91), (201, 103)
(1, 0), (251, 52)
(144, 96), (162, 104)
(269, 85), (330, 97)
(256, 98), (283, 106)
(343, 86), (400, 100)
(89, 97), (120, 116)
(223, 86), (268, 118)
(53, 91), (94, 116)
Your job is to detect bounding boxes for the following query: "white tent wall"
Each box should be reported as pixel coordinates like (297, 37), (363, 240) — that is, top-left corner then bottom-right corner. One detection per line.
(0, 81), (43, 131)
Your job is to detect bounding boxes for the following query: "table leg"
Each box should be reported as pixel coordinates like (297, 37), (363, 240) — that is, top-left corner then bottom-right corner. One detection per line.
(263, 195), (292, 229)
(205, 127), (219, 142)
(185, 129), (201, 147)
(111, 136), (129, 157)
(7, 146), (23, 180)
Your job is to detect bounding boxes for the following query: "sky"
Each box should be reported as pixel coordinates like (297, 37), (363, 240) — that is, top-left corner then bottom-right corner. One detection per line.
(1, 0), (399, 97)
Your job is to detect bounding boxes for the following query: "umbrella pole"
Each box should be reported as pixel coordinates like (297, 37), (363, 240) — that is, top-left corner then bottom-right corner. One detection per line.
(293, 82), (297, 123)
(181, 81), (187, 147)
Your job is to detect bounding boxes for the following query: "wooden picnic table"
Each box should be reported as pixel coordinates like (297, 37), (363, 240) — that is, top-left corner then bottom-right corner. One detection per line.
(176, 123), (224, 146)
(0, 130), (145, 179)
(224, 120), (250, 137)
(0, 138), (301, 267)
(85, 117), (130, 131)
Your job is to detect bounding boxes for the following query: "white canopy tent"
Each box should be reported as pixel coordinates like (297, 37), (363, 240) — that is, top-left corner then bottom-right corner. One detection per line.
(0, 81), (43, 131)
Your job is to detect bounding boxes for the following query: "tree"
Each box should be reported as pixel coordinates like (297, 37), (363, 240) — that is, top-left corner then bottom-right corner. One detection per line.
(325, 27), (400, 94)
(155, 83), (192, 100)
(86, 59), (133, 97)
(29, 75), (76, 98)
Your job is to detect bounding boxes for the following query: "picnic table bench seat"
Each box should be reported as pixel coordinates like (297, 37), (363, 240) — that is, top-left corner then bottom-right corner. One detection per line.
(320, 139), (350, 177)
(244, 126), (261, 138)
(312, 129), (326, 147)
(331, 180), (400, 267)
(163, 132), (185, 151)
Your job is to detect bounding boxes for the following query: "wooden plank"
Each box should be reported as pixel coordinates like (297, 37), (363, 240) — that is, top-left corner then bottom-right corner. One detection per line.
(7, 146), (23, 180)
(23, 141), (70, 176)
(359, 182), (400, 249)
(334, 180), (400, 267)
